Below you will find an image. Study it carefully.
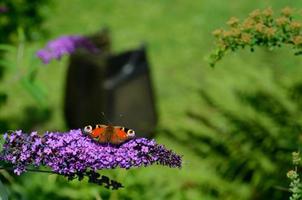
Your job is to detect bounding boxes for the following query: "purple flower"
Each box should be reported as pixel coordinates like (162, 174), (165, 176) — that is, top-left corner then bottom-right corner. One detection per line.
(0, 129), (182, 189)
(36, 35), (99, 64)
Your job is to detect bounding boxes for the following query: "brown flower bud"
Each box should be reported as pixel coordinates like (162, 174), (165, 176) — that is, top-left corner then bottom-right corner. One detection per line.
(281, 7), (294, 17)
(262, 7), (273, 17)
(249, 9), (261, 19)
(290, 21), (302, 30)
(254, 23), (265, 32)
(275, 17), (289, 26)
(292, 36), (302, 45)
(242, 18), (255, 30)
(240, 33), (252, 43)
(264, 27), (276, 37)
(212, 29), (223, 37)
(227, 17), (239, 27)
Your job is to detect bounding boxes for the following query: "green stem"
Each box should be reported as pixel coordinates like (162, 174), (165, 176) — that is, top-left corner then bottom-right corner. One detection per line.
(0, 166), (57, 174)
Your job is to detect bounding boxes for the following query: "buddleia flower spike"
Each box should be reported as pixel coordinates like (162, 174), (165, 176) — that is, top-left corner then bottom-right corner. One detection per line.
(0, 129), (182, 189)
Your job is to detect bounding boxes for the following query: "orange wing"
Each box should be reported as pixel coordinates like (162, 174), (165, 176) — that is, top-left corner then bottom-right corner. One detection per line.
(90, 125), (107, 143)
(110, 127), (128, 145)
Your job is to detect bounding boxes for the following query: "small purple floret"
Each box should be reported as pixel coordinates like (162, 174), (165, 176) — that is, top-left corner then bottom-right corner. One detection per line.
(36, 35), (99, 64)
(0, 129), (182, 177)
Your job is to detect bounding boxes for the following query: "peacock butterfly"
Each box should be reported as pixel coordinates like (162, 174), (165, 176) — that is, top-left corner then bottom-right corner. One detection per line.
(83, 124), (135, 145)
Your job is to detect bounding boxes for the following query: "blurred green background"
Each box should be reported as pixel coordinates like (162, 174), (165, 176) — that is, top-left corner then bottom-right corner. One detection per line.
(1, 0), (302, 199)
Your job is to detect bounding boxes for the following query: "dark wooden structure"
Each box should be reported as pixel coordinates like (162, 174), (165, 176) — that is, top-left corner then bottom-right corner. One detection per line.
(64, 30), (157, 137)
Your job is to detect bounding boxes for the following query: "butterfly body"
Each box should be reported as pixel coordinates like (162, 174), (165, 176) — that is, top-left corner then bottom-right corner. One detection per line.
(83, 124), (135, 145)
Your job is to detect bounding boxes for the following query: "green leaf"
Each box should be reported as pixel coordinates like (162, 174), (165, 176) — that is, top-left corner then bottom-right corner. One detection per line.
(0, 44), (16, 53)
(0, 93), (7, 108)
(17, 27), (26, 43)
(0, 60), (16, 69)
(0, 179), (8, 200)
(20, 78), (47, 105)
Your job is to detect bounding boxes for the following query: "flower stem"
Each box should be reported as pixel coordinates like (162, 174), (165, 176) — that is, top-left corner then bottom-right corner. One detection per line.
(0, 166), (56, 174)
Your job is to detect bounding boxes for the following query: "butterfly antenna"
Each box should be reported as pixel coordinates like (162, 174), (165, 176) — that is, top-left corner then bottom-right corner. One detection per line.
(101, 112), (112, 125)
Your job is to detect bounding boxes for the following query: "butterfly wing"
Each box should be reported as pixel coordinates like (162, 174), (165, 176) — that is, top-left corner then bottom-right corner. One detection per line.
(85, 124), (135, 144)
(90, 125), (108, 143)
(110, 126), (128, 145)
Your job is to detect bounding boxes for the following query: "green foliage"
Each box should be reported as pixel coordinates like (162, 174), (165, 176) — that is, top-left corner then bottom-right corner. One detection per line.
(3, 1), (302, 200)
(0, 179), (8, 200)
(184, 84), (302, 199)
(0, 0), (51, 43)
(209, 7), (302, 67)
(0, 0), (52, 133)
(0, 29), (51, 133)
(2, 29), (47, 104)
(192, 6), (302, 199)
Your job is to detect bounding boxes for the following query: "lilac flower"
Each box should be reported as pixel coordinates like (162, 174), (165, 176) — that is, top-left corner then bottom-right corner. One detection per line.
(0, 129), (182, 189)
(36, 35), (99, 64)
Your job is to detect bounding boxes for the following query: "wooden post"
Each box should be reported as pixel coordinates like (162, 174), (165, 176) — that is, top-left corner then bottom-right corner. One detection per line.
(64, 30), (157, 137)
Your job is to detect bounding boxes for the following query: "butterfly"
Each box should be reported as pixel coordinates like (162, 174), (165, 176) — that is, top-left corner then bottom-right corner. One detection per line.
(83, 124), (135, 145)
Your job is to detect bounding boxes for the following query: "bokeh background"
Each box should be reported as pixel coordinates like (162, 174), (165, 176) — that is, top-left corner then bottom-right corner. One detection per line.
(1, 0), (302, 199)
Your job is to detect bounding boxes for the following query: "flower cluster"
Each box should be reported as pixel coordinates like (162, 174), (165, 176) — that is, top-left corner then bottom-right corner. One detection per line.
(0, 129), (182, 189)
(287, 152), (302, 200)
(36, 35), (99, 64)
(209, 7), (302, 67)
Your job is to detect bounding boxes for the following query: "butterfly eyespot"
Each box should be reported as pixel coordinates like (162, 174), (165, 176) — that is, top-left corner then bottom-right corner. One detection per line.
(127, 129), (135, 137)
(83, 125), (93, 134)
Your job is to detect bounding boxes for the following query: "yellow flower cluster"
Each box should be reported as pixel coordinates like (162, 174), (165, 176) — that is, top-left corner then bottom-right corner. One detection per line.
(210, 7), (302, 67)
